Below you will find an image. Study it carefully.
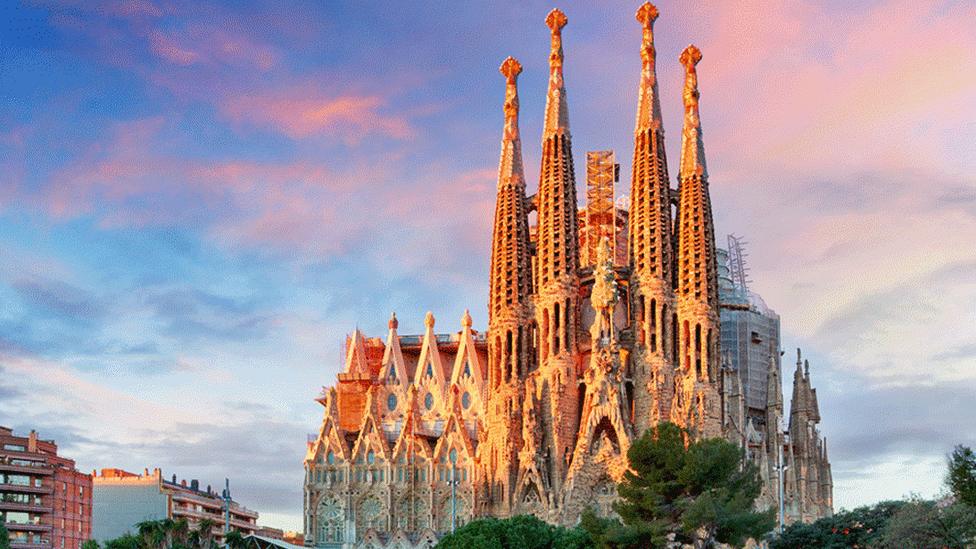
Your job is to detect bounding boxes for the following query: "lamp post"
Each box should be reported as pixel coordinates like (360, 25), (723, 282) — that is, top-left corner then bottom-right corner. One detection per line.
(449, 449), (459, 533)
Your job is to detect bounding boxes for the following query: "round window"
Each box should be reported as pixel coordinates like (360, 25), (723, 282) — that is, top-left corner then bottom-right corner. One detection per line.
(424, 392), (434, 410)
(461, 391), (471, 409)
(387, 393), (398, 411)
(367, 450), (375, 465)
(326, 451), (335, 465)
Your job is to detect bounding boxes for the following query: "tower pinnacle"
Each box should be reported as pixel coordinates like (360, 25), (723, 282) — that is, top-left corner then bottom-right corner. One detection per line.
(543, 9), (570, 137)
(679, 45), (707, 179)
(488, 56), (532, 325)
(628, 4), (674, 433)
(635, 2), (663, 132)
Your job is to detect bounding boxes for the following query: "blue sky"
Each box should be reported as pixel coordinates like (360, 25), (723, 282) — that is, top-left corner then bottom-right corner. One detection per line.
(1, 0), (975, 531)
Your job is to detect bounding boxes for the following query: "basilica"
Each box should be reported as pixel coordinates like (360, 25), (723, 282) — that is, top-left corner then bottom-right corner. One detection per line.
(303, 5), (833, 548)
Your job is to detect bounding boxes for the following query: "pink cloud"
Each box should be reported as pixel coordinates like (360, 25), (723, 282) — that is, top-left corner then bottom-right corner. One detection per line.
(221, 92), (413, 142)
(149, 30), (199, 66)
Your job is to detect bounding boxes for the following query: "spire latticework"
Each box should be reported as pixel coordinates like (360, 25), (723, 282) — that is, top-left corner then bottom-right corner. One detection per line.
(672, 44), (721, 438)
(481, 56), (533, 516)
(676, 44), (717, 311)
(628, 2), (676, 431)
(532, 7), (581, 500)
(489, 56), (533, 326)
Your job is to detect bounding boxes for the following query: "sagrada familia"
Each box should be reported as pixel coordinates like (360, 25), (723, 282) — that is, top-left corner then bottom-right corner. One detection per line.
(304, 5), (832, 548)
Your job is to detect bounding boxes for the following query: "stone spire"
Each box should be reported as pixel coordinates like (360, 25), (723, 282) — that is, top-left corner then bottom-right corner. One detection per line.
(532, 6), (581, 507)
(481, 56), (533, 517)
(634, 2), (663, 133)
(489, 56), (533, 328)
(676, 45), (718, 311)
(628, 2), (676, 432)
(672, 45), (721, 438)
(543, 9), (570, 136)
(535, 8), (580, 294)
(679, 45), (707, 180)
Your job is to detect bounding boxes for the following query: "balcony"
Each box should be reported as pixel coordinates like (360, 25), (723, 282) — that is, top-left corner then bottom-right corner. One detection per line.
(0, 483), (54, 495)
(0, 501), (53, 513)
(0, 463), (54, 476)
(10, 543), (52, 549)
(5, 523), (52, 533)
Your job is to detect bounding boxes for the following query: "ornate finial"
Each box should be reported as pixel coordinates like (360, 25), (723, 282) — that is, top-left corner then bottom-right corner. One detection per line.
(543, 9), (570, 135)
(804, 359), (810, 377)
(500, 56), (522, 142)
(389, 311), (398, 330)
(500, 56), (522, 84)
(461, 309), (472, 328)
(424, 311), (435, 329)
(546, 8), (568, 34)
(634, 2), (662, 132)
(680, 45), (702, 110)
(636, 2), (659, 29)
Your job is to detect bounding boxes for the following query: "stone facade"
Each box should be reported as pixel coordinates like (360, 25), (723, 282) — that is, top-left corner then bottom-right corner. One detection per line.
(303, 4), (832, 547)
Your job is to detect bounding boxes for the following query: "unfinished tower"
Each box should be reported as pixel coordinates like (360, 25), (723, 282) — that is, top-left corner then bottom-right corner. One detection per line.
(627, 2), (676, 436)
(529, 7), (582, 507)
(672, 44), (722, 438)
(480, 56), (533, 516)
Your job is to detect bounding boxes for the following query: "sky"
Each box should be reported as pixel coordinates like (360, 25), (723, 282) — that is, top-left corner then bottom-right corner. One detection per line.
(1, 0), (975, 532)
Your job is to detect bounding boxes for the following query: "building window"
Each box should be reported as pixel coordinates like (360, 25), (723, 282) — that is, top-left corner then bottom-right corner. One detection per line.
(424, 392), (434, 410)
(367, 450), (375, 465)
(461, 392), (471, 409)
(387, 393), (398, 411)
(317, 497), (344, 543)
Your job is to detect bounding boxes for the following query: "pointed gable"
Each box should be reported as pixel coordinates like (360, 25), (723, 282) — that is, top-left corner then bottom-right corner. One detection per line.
(307, 387), (351, 464)
(413, 311), (449, 414)
(351, 386), (392, 463)
(450, 310), (487, 419)
(343, 328), (370, 376)
(379, 313), (409, 385)
(433, 386), (476, 463)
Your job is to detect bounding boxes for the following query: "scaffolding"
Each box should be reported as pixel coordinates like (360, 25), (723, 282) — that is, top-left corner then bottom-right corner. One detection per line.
(584, 150), (619, 267)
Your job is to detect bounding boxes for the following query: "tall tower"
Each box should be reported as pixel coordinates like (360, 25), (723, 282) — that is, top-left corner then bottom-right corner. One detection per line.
(627, 2), (676, 436)
(480, 56), (533, 515)
(672, 45), (722, 438)
(533, 8), (582, 498)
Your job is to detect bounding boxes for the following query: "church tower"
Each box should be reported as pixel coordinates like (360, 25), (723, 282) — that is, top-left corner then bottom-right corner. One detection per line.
(672, 45), (722, 438)
(627, 2), (676, 436)
(533, 8), (582, 499)
(480, 56), (534, 515)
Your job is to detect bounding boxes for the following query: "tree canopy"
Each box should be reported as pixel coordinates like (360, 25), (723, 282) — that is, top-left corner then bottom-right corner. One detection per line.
(435, 514), (592, 549)
(948, 444), (976, 507)
(96, 520), (239, 549)
(584, 421), (774, 548)
(0, 523), (11, 549)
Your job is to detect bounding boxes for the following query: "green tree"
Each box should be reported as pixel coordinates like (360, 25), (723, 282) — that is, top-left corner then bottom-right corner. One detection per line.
(81, 540), (100, 549)
(947, 444), (976, 507)
(0, 523), (11, 549)
(586, 422), (774, 548)
(874, 498), (976, 549)
(193, 519), (217, 549)
(435, 514), (593, 549)
(224, 530), (247, 549)
(103, 533), (142, 549)
(770, 500), (906, 549)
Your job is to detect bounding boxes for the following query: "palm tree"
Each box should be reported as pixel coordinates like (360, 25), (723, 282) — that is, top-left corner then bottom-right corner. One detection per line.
(170, 519), (190, 549)
(195, 519), (217, 549)
(223, 530), (247, 549)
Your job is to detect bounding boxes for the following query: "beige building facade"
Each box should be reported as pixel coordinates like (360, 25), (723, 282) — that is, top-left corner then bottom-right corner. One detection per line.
(303, 4), (832, 548)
